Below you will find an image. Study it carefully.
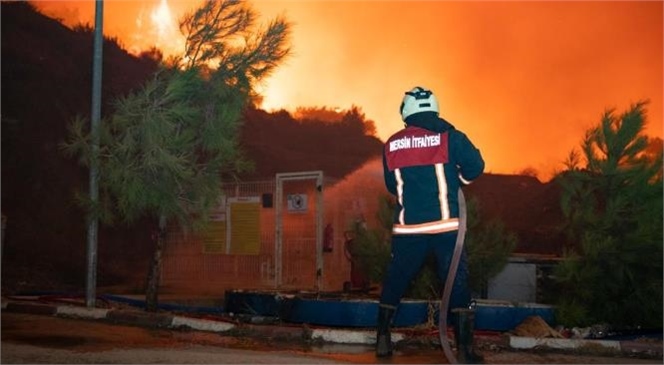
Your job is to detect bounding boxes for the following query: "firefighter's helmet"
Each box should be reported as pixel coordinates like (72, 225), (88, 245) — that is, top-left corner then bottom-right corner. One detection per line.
(399, 86), (439, 121)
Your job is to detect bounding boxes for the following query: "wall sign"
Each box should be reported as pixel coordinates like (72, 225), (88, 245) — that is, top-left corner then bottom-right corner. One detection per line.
(287, 194), (308, 212)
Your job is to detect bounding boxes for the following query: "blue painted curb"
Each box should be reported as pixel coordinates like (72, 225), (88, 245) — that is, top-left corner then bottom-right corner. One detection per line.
(223, 290), (285, 317)
(223, 290), (431, 328)
(100, 294), (225, 315)
(222, 291), (561, 331)
(15, 290), (559, 332)
(286, 298), (429, 328)
(14, 291), (224, 315)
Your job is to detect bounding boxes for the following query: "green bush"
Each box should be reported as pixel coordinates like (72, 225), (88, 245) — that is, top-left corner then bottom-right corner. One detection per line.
(348, 194), (516, 301)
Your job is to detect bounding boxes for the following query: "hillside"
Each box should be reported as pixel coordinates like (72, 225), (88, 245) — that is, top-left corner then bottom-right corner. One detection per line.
(1, 2), (162, 292)
(464, 173), (565, 255)
(240, 107), (383, 180)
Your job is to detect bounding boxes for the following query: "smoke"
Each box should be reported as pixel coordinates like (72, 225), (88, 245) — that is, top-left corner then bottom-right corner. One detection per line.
(324, 157), (387, 231)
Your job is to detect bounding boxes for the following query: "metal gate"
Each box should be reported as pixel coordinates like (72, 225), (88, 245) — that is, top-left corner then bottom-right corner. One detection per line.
(275, 171), (324, 291)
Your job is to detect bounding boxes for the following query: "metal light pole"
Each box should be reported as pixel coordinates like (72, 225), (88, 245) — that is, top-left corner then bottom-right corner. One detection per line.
(86, 0), (104, 308)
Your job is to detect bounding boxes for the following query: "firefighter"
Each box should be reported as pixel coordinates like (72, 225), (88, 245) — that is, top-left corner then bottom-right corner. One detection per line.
(377, 86), (485, 363)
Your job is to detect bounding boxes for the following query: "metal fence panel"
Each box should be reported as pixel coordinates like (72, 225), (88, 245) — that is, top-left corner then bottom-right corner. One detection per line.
(161, 177), (358, 295)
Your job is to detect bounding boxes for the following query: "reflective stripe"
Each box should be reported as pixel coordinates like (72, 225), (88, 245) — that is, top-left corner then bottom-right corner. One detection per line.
(435, 163), (449, 219)
(395, 168), (405, 225)
(392, 218), (459, 234)
(459, 173), (472, 185)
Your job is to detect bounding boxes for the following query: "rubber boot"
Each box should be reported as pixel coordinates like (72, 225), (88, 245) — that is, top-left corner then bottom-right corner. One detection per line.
(375, 306), (395, 357)
(452, 308), (484, 364)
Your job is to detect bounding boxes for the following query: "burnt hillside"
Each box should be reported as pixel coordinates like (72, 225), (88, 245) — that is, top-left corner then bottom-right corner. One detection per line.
(240, 107), (383, 180)
(0, 2), (382, 292)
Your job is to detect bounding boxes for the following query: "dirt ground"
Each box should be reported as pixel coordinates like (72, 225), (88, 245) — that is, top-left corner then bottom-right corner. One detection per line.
(2, 312), (661, 364)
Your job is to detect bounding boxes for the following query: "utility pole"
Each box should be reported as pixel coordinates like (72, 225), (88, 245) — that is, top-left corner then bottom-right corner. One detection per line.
(86, 0), (104, 308)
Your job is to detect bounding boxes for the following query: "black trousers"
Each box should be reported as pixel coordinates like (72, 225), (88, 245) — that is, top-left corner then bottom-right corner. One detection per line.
(379, 232), (471, 310)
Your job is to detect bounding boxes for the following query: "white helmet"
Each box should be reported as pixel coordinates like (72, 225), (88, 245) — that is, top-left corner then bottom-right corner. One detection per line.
(400, 86), (439, 121)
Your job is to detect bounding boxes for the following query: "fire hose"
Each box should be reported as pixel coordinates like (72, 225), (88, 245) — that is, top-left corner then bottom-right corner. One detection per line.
(438, 188), (467, 364)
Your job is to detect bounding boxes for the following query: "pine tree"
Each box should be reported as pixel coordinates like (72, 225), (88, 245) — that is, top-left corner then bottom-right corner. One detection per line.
(555, 101), (663, 328)
(62, 0), (290, 311)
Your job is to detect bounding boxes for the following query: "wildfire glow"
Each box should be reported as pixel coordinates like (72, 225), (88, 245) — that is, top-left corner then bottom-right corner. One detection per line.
(144, 0), (185, 58)
(29, 0), (663, 181)
(151, 0), (173, 38)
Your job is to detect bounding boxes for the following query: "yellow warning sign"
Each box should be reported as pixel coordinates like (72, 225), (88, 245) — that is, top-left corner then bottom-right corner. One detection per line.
(202, 221), (226, 253)
(201, 197), (261, 255)
(229, 200), (261, 255)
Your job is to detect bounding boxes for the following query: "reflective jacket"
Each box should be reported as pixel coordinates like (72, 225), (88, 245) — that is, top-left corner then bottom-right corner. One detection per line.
(383, 112), (484, 235)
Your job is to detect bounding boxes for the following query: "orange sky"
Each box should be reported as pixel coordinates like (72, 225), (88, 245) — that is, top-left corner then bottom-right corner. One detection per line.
(32, 0), (663, 180)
